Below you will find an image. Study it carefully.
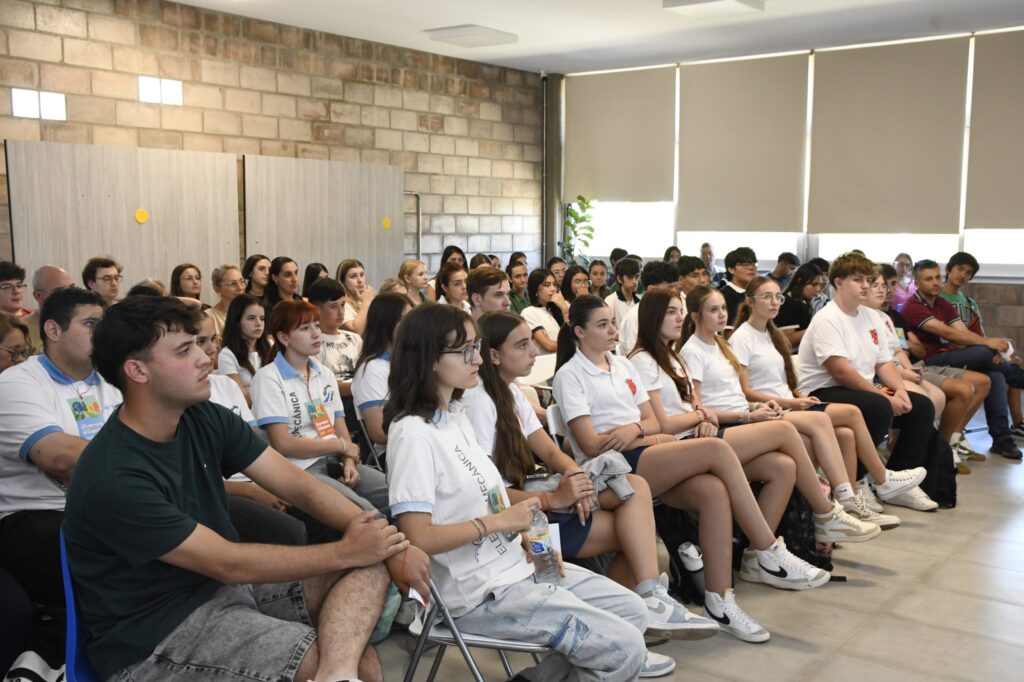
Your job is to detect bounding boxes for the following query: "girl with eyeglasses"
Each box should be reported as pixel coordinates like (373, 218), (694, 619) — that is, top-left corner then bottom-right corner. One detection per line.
(556, 295), (833, 641)
(732, 276), (926, 527)
(890, 252), (916, 311)
(208, 264), (246, 342)
(170, 263), (208, 308)
(680, 285), (880, 542)
(560, 265), (590, 305)
(385, 303), (660, 680)
(0, 313), (29, 373)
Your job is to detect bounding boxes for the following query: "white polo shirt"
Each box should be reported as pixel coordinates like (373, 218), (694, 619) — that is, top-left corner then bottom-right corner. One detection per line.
(617, 292), (685, 356)
(318, 330), (363, 383)
(463, 382), (543, 457)
(216, 346), (261, 391)
(680, 335), (749, 412)
(0, 355), (122, 517)
(351, 354), (390, 419)
(628, 350), (695, 438)
(251, 353), (344, 471)
(867, 307), (903, 357)
(553, 351), (649, 453)
(520, 306), (560, 354)
(604, 290), (639, 327)
(208, 373), (256, 427)
(388, 406), (532, 617)
(729, 322), (794, 400)
(797, 301), (893, 395)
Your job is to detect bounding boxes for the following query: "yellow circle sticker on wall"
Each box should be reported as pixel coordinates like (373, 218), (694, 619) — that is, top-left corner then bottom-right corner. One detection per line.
(382, 216), (392, 230)
(135, 208), (149, 224)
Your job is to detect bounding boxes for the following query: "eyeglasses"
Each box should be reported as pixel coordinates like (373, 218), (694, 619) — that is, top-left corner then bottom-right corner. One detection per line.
(440, 338), (483, 364)
(0, 282), (27, 292)
(756, 293), (785, 303)
(0, 346), (30, 362)
(221, 278), (247, 289)
(96, 275), (124, 284)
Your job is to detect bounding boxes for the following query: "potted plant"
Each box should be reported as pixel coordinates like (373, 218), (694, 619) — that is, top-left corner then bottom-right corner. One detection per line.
(559, 195), (594, 266)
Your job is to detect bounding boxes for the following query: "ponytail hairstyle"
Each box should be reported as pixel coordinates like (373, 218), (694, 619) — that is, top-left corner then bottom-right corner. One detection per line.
(631, 288), (693, 404)
(355, 293), (410, 372)
(222, 293), (271, 376)
(384, 303), (475, 430)
(682, 285), (741, 374)
(735, 276), (797, 391)
(555, 294), (608, 372)
(477, 312), (536, 487)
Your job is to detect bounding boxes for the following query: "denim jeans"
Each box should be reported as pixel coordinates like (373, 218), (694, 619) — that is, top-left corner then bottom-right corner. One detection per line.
(111, 581), (315, 682)
(926, 345), (1024, 442)
(454, 564), (648, 682)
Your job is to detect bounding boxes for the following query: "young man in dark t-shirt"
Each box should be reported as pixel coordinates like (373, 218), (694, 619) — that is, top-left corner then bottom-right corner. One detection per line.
(901, 260), (1023, 459)
(721, 247), (758, 327)
(64, 297), (430, 682)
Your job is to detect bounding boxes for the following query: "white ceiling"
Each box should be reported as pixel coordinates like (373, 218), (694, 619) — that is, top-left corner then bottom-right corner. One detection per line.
(181, 0), (1024, 74)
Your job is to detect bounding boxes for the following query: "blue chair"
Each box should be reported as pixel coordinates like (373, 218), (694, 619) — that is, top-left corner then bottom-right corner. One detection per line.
(59, 530), (101, 682)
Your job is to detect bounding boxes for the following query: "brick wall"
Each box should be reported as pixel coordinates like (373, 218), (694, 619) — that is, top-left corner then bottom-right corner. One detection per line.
(0, 0), (544, 271)
(970, 283), (1024, 356)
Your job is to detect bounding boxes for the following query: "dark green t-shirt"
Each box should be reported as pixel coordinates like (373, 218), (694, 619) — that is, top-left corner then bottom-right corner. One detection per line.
(63, 401), (267, 679)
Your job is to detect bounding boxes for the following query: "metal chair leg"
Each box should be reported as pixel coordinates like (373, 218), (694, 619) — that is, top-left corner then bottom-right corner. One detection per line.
(425, 644), (447, 682)
(430, 582), (486, 682)
(498, 649), (514, 678)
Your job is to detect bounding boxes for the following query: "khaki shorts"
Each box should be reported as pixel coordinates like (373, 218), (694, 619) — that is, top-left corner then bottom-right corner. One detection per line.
(918, 364), (966, 387)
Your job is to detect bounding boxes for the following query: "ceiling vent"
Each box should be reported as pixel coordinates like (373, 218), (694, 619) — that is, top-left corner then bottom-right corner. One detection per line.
(425, 24), (519, 48)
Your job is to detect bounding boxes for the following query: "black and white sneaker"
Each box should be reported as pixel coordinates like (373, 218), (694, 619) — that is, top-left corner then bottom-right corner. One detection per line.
(739, 537), (830, 590)
(703, 589), (769, 643)
(1011, 421), (1024, 439)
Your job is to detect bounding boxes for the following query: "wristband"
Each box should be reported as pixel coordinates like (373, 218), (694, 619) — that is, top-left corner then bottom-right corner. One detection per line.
(471, 517), (485, 539)
(636, 422), (645, 439)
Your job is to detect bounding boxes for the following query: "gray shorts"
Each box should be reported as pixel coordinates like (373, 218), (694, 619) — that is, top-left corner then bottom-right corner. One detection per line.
(919, 364), (966, 387)
(110, 581), (315, 682)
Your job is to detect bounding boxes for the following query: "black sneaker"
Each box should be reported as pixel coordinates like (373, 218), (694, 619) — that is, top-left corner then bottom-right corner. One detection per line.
(1011, 422), (1024, 439)
(991, 439), (1023, 460)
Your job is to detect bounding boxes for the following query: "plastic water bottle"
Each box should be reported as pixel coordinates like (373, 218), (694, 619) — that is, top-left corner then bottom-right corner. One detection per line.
(527, 507), (561, 584)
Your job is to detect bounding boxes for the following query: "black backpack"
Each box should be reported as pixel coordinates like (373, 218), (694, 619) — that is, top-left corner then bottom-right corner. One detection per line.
(652, 503), (705, 606)
(733, 486), (834, 573)
(918, 428), (957, 508)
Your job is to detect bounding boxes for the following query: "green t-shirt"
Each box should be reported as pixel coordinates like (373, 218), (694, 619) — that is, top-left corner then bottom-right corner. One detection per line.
(510, 291), (531, 316)
(63, 401), (267, 679)
(939, 289), (984, 335)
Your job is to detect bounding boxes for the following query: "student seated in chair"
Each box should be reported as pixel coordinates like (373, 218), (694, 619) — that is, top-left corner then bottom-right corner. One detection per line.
(63, 296), (430, 682)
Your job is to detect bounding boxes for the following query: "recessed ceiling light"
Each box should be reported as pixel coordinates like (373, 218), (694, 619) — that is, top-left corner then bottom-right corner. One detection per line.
(663, 0), (766, 17)
(425, 24), (518, 48)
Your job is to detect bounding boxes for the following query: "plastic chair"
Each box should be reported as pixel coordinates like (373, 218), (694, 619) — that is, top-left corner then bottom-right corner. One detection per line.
(403, 580), (546, 682)
(59, 530), (100, 682)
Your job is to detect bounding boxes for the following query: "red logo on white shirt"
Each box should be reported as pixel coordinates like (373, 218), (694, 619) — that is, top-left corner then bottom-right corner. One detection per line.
(870, 329), (879, 345)
(626, 378), (637, 395)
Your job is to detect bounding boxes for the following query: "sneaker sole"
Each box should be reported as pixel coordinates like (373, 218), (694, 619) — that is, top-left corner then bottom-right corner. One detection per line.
(711, 621), (771, 644)
(639, 663), (677, 678)
(759, 571), (830, 590)
(645, 623), (719, 641)
(885, 498), (938, 512)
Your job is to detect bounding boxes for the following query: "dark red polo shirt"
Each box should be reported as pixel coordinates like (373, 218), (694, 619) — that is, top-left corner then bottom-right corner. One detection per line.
(900, 290), (960, 358)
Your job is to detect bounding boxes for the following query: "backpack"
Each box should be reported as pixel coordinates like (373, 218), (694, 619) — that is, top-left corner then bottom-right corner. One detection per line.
(918, 428), (957, 508)
(734, 485), (834, 572)
(651, 503), (705, 606)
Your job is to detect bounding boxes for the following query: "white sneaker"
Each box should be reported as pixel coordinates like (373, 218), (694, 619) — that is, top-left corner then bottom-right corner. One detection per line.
(856, 477), (884, 513)
(883, 485), (939, 511)
(742, 537), (831, 590)
(814, 500), (881, 543)
(639, 650), (676, 678)
(873, 467), (927, 499)
(839, 492), (901, 529)
(639, 576), (718, 640)
(703, 589), (770, 643)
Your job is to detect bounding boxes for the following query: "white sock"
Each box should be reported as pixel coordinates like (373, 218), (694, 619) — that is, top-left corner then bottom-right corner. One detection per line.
(833, 482), (854, 500)
(950, 431), (962, 445)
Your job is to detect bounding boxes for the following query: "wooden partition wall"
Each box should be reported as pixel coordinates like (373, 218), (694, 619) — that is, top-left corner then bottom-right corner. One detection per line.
(6, 140), (239, 297)
(243, 155), (405, 287)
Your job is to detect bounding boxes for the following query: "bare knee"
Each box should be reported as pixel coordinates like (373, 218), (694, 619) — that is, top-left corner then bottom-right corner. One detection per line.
(686, 474), (729, 513)
(767, 452), (797, 483)
(624, 473), (652, 502)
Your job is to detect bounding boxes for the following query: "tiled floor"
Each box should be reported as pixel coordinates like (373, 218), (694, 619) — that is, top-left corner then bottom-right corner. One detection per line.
(380, 420), (1024, 681)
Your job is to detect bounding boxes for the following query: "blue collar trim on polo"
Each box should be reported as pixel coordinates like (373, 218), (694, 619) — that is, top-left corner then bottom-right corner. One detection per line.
(38, 354), (100, 386)
(273, 352), (322, 380)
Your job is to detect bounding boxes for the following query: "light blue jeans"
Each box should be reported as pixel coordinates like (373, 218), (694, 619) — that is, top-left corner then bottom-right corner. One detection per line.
(454, 564), (648, 682)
